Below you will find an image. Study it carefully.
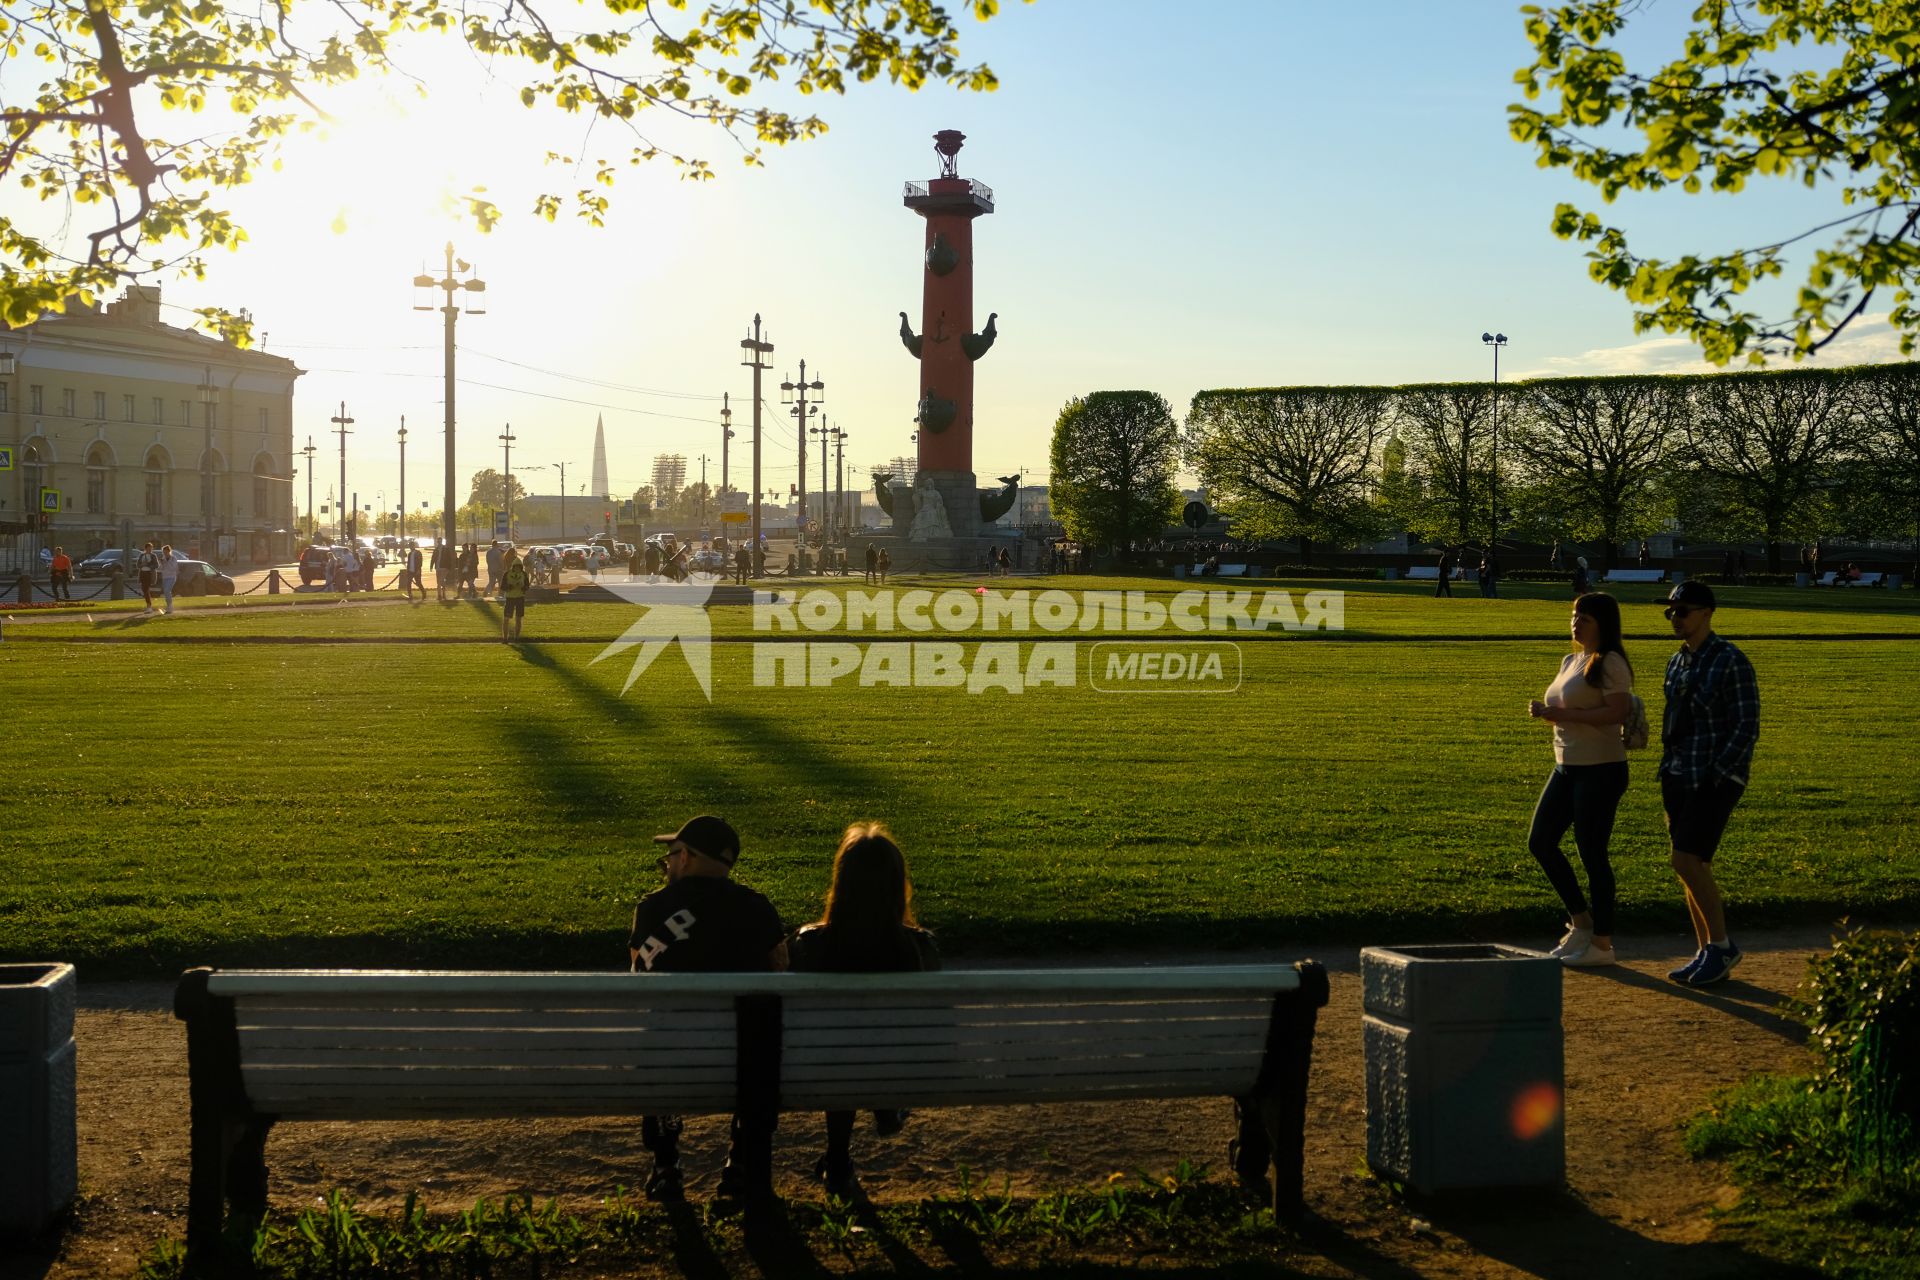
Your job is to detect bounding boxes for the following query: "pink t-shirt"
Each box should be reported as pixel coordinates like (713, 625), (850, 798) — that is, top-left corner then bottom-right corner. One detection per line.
(1544, 650), (1632, 765)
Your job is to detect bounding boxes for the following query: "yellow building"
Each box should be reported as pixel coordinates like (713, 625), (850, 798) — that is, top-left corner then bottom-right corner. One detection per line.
(1, 287), (304, 569)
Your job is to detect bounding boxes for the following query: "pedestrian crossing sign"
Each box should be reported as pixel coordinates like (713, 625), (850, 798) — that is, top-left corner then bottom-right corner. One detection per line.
(0, 445), (13, 470)
(39, 487), (60, 512)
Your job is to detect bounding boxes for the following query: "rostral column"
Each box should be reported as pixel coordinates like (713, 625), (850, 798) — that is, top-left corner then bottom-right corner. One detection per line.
(898, 130), (1000, 538)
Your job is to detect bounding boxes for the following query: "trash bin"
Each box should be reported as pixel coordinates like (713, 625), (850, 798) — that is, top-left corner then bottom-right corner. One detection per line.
(1172, 564), (1187, 580)
(1362, 943), (1562, 1195)
(1795, 572), (1810, 588)
(0, 963), (77, 1236)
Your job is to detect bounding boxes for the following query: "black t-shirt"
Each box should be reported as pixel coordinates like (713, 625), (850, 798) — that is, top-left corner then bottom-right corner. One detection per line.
(628, 876), (785, 973)
(787, 922), (941, 974)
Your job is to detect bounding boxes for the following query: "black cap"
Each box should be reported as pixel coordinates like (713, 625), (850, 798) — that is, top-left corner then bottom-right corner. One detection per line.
(1666, 581), (1717, 610)
(653, 815), (740, 866)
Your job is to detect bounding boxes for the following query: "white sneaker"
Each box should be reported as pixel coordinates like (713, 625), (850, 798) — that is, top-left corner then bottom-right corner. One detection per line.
(1548, 926), (1593, 959)
(1561, 943), (1618, 968)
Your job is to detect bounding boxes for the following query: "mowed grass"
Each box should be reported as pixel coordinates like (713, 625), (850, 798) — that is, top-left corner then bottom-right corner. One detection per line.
(4, 576), (1916, 976)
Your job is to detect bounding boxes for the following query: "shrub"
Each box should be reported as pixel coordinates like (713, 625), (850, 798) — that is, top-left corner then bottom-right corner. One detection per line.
(1790, 926), (1920, 1182)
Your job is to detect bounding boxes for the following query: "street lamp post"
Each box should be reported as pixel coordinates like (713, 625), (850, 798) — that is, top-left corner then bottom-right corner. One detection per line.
(1481, 331), (1507, 575)
(832, 425), (847, 541)
(810, 420), (832, 547)
(397, 417), (408, 541)
(739, 316), (775, 569)
(697, 453), (710, 523)
(499, 424), (516, 540)
(780, 360), (824, 534)
(299, 437), (317, 541)
(720, 393), (734, 513)
(413, 244), (486, 553)
(330, 402), (354, 540)
(197, 367), (218, 552)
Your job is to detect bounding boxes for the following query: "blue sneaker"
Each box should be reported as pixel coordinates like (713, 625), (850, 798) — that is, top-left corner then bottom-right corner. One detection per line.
(1685, 944), (1735, 986)
(1722, 941), (1742, 972)
(1668, 948), (1707, 983)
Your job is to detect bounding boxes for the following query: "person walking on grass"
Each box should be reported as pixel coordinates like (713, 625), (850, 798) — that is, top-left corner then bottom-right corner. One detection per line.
(1435, 546), (1454, 597)
(499, 550), (531, 643)
(159, 544), (180, 614)
(629, 816), (787, 1206)
(406, 543), (424, 603)
(1658, 582), (1760, 987)
(788, 823), (940, 1197)
(459, 543), (479, 598)
(137, 541), (160, 611)
(1527, 592), (1634, 968)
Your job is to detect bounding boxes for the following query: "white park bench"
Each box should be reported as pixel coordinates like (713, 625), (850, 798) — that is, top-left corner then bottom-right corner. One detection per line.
(1216, 563), (1249, 577)
(1601, 568), (1667, 584)
(1405, 566), (1439, 580)
(174, 963), (1329, 1263)
(1818, 571), (1884, 587)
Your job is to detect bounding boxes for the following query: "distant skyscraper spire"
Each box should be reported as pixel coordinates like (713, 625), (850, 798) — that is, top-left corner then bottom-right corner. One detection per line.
(591, 414), (610, 499)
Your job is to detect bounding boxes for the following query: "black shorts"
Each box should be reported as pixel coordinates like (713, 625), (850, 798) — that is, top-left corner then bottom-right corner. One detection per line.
(502, 597), (525, 619)
(1662, 774), (1746, 861)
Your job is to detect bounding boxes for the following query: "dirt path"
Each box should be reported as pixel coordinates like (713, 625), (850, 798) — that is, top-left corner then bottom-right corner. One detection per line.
(8, 926), (1872, 1278)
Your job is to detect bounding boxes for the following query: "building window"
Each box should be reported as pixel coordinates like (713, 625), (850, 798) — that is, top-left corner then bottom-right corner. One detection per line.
(145, 451), (167, 516)
(0, 384), (7, 413)
(123, 394), (135, 421)
(93, 390), (106, 419)
(179, 399), (189, 425)
(85, 449), (108, 514)
(253, 458), (274, 516)
(62, 388), (74, 416)
(151, 396), (163, 423)
(259, 406), (269, 431)
(22, 444), (44, 511)
(30, 385), (43, 413)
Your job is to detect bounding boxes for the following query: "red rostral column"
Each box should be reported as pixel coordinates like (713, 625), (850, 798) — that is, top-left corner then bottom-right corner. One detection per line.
(900, 130), (997, 534)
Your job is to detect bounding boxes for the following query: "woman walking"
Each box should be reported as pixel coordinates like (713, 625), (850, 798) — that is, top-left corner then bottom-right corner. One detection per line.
(1526, 592), (1634, 967)
(788, 823), (940, 1196)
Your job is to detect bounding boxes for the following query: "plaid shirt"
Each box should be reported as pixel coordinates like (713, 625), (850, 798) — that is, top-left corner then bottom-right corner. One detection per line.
(1660, 633), (1760, 787)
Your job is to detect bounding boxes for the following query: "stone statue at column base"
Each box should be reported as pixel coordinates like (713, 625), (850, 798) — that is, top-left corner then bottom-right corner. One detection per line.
(905, 472), (954, 541)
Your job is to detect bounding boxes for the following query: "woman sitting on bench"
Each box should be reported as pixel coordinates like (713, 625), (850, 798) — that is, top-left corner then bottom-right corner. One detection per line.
(788, 823), (941, 1196)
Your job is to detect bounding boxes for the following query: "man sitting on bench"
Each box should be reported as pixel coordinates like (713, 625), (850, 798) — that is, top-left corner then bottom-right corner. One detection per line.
(629, 815), (788, 1204)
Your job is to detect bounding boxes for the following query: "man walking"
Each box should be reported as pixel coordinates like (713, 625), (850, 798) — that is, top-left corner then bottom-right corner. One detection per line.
(137, 541), (160, 612)
(484, 540), (504, 591)
(1658, 582), (1760, 987)
(406, 543), (425, 603)
(629, 816), (787, 1205)
(499, 549), (531, 643)
(734, 542), (750, 585)
(1434, 546), (1453, 598)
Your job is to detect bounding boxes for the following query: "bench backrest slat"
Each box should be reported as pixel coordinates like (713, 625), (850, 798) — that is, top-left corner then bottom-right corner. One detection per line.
(206, 967), (1302, 1120)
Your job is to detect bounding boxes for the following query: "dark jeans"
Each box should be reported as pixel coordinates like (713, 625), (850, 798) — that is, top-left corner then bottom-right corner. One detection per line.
(1434, 573), (1452, 597)
(1528, 760), (1629, 935)
(643, 1112), (777, 1181)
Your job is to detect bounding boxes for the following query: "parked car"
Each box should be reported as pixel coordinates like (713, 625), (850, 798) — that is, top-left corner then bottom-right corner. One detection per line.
(689, 549), (729, 574)
(174, 559), (235, 596)
(76, 548), (133, 578)
(589, 534), (635, 560)
(297, 544), (336, 585)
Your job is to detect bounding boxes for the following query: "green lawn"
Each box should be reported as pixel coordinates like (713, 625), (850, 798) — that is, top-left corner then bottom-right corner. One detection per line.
(4, 575), (1915, 975)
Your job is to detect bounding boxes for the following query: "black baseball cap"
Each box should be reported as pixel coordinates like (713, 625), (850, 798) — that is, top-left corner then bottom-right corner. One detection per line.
(653, 815), (740, 866)
(1666, 581), (1717, 610)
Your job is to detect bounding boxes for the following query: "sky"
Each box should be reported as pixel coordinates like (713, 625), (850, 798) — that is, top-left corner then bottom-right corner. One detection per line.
(25, 0), (1908, 520)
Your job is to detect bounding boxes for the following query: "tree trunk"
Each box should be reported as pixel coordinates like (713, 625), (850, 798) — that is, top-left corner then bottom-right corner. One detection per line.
(1299, 535), (1314, 566)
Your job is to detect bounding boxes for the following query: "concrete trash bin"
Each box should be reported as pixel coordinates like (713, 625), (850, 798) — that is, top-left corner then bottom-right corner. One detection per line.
(0, 963), (78, 1236)
(1362, 943), (1563, 1195)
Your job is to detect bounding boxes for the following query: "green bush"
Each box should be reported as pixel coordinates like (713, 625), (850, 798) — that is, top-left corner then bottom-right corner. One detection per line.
(1790, 926), (1920, 1180)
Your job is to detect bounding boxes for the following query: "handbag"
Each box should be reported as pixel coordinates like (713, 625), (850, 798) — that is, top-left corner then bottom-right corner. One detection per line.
(1620, 693), (1651, 751)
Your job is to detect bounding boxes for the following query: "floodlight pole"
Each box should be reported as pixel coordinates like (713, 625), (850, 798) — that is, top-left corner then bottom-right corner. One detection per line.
(299, 437), (316, 541)
(330, 402), (354, 540)
(739, 316), (775, 570)
(414, 243), (486, 552)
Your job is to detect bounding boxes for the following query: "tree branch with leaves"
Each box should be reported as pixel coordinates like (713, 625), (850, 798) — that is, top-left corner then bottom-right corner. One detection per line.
(0, 0), (1020, 336)
(1511, 0), (1920, 364)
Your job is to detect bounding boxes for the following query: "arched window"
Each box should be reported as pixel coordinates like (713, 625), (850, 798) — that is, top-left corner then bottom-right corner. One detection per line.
(145, 448), (169, 516)
(86, 443), (112, 514)
(21, 442), (45, 510)
(252, 455), (276, 517)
